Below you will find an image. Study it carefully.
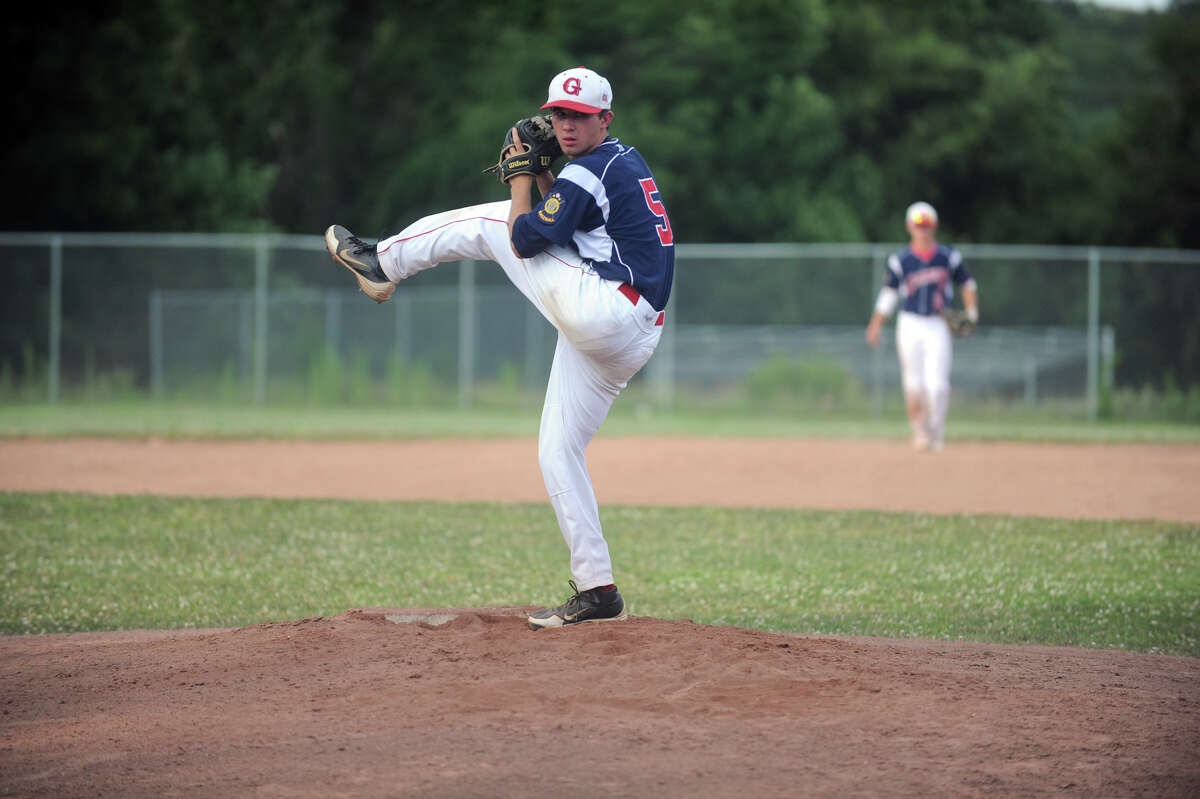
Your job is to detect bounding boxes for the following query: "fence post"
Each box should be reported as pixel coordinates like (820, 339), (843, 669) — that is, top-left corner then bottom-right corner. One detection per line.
(253, 236), (269, 404)
(458, 261), (476, 409)
(48, 235), (62, 404)
(149, 290), (163, 399)
(1087, 247), (1100, 422)
(239, 293), (253, 384)
(1024, 357), (1037, 406)
(1101, 324), (1115, 414)
(870, 246), (885, 416)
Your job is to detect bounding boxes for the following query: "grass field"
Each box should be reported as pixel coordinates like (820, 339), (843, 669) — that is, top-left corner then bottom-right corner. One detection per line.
(3, 400), (1200, 442)
(2, 401), (1197, 657)
(2, 492), (1196, 656)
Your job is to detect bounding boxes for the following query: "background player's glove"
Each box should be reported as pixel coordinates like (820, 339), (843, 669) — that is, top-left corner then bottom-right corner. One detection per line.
(483, 115), (562, 184)
(942, 308), (978, 338)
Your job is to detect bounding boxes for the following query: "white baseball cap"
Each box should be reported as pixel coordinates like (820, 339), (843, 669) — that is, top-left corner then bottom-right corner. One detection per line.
(905, 202), (938, 228)
(541, 66), (612, 114)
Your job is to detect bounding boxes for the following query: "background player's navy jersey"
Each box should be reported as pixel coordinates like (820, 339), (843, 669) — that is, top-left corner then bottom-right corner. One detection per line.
(884, 244), (973, 316)
(512, 138), (674, 311)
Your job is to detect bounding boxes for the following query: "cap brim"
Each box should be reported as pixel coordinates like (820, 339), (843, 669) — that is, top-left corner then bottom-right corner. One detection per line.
(540, 99), (605, 113)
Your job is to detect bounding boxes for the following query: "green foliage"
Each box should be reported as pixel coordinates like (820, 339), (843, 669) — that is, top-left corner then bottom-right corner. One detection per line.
(1091, 1), (1200, 249)
(745, 353), (865, 413)
(384, 356), (442, 407)
(470, 362), (539, 410)
(305, 345), (344, 405)
(1108, 262), (1200, 390)
(306, 347), (453, 407)
(8, 4), (280, 232)
(2, 493), (1196, 655)
(1109, 382), (1200, 424)
(344, 352), (375, 405)
(80, 367), (139, 401)
(1159, 376), (1200, 424)
(208, 364), (248, 404)
(7, 0), (1200, 390)
(0, 345), (45, 403)
(8, 0), (1192, 246)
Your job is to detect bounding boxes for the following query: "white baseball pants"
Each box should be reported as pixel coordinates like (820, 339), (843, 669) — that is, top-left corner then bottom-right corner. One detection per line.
(896, 311), (952, 446)
(375, 201), (663, 590)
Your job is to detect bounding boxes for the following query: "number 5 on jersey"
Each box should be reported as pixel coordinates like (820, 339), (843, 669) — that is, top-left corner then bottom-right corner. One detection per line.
(639, 178), (674, 246)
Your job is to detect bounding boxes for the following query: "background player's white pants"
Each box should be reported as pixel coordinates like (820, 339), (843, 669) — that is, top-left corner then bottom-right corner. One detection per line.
(376, 201), (663, 590)
(895, 311), (952, 446)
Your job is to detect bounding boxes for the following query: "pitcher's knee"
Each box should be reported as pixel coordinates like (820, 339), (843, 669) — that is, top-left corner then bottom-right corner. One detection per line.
(538, 442), (583, 495)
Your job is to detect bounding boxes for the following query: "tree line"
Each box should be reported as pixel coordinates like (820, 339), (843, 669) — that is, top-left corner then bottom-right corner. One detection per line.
(6, 0), (1199, 389)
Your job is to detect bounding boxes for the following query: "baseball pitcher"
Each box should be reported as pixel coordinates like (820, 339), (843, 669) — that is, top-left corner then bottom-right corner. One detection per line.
(865, 202), (978, 451)
(325, 67), (674, 630)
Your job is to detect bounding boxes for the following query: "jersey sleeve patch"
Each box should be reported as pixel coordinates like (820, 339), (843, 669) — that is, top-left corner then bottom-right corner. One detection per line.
(537, 192), (566, 224)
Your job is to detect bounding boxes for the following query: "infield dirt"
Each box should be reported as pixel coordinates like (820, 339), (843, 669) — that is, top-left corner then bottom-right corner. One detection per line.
(1, 436), (1198, 797)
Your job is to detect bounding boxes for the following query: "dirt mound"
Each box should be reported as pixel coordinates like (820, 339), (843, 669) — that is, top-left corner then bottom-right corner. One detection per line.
(3, 609), (1197, 797)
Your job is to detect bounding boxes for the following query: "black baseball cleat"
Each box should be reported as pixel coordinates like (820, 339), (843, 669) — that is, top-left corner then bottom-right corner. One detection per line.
(528, 581), (628, 630)
(325, 224), (396, 303)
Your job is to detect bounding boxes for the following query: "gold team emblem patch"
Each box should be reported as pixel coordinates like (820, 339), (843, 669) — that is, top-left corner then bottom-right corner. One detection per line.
(538, 193), (564, 223)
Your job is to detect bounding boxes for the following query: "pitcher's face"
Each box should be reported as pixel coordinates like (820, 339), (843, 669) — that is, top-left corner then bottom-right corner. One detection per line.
(551, 108), (613, 158)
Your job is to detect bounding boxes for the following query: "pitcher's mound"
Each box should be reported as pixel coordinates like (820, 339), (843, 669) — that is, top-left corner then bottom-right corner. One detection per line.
(3, 608), (1197, 797)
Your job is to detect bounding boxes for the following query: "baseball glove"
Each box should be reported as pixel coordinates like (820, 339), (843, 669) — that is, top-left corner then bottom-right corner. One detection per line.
(483, 115), (562, 183)
(942, 308), (978, 338)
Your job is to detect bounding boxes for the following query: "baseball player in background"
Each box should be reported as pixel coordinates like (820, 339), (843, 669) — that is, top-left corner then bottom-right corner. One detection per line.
(324, 67), (674, 630)
(865, 202), (978, 451)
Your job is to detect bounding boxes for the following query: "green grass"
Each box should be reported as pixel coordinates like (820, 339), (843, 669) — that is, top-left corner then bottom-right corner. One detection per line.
(2, 400), (1199, 443)
(3, 493), (1196, 656)
(2, 401), (1197, 655)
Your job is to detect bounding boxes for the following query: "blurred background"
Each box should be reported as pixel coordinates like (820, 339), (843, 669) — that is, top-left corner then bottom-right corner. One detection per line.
(3, 0), (1197, 422)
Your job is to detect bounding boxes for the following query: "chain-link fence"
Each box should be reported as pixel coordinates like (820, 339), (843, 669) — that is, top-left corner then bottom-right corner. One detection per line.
(3, 233), (1195, 418)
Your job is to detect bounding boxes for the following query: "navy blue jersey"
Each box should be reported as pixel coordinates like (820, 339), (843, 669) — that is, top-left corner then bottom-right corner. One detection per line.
(884, 244), (973, 316)
(511, 137), (675, 311)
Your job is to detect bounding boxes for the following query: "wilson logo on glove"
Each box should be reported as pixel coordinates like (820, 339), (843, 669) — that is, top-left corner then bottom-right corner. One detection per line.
(482, 115), (563, 184)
